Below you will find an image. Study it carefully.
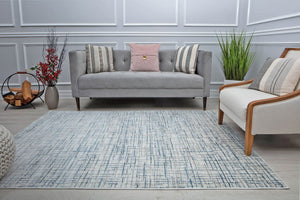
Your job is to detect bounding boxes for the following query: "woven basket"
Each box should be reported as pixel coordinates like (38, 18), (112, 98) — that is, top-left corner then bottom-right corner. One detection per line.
(0, 125), (15, 179)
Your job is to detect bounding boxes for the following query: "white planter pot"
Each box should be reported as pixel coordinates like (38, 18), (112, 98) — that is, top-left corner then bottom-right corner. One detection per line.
(224, 79), (243, 85)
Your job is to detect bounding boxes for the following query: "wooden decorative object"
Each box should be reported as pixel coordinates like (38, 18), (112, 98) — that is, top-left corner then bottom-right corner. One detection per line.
(10, 88), (39, 95)
(4, 95), (15, 104)
(22, 80), (33, 103)
(1, 72), (45, 110)
(15, 100), (22, 106)
(15, 92), (23, 100)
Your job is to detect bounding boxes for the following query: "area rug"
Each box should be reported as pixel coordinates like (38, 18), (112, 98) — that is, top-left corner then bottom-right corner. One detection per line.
(0, 110), (287, 189)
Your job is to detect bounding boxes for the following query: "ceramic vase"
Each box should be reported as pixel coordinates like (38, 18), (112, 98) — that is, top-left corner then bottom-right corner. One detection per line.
(45, 85), (59, 109)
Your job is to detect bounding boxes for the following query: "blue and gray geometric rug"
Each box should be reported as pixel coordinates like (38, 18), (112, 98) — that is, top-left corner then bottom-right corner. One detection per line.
(0, 111), (288, 189)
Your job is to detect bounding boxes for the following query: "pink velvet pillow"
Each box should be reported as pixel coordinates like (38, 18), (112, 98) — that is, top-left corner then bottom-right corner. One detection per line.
(129, 43), (160, 71)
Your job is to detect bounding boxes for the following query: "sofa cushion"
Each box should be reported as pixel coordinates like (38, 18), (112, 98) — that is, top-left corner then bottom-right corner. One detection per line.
(129, 43), (160, 72)
(220, 87), (277, 122)
(175, 44), (199, 74)
(249, 58), (300, 96)
(86, 45), (114, 73)
(159, 50), (176, 72)
(113, 50), (186, 72)
(78, 72), (203, 89)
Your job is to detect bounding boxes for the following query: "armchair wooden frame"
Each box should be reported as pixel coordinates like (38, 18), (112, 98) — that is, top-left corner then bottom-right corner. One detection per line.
(218, 48), (300, 156)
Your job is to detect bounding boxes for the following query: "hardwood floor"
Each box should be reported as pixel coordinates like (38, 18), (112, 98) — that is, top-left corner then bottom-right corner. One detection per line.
(0, 98), (299, 200)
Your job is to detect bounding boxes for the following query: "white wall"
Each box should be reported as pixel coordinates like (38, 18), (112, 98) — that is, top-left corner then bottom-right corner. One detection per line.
(0, 0), (300, 98)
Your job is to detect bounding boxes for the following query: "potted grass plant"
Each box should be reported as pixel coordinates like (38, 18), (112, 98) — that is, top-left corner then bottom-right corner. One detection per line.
(216, 31), (255, 84)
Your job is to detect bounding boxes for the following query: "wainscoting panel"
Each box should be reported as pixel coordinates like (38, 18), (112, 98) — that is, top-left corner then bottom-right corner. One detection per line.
(23, 42), (118, 85)
(184, 0), (239, 26)
(123, 42), (178, 50)
(0, 0), (14, 26)
(123, 0), (178, 26)
(19, 0), (117, 26)
(0, 0), (299, 98)
(247, 0), (300, 25)
(0, 44), (19, 85)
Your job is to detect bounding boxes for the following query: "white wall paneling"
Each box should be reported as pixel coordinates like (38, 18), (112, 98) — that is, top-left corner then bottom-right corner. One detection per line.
(184, 0), (239, 26)
(0, 0), (15, 26)
(19, 0), (117, 26)
(123, 42), (178, 50)
(1, 29), (300, 38)
(22, 42), (118, 86)
(123, 0), (178, 26)
(0, 0), (300, 98)
(0, 43), (20, 85)
(247, 0), (300, 25)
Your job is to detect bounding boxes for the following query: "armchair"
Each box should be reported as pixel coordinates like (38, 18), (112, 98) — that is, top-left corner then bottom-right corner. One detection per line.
(218, 48), (300, 156)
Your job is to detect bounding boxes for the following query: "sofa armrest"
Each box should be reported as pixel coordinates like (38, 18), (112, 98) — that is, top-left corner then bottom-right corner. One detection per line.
(69, 50), (86, 97)
(248, 89), (300, 135)
(196, 50), (212, 97)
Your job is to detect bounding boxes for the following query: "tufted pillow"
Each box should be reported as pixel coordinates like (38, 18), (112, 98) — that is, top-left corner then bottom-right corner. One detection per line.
(249, 58), (300, 96)
(129, 43), (160, 72)
(175, 44), (200, 74)
(86, 44), (114, 73)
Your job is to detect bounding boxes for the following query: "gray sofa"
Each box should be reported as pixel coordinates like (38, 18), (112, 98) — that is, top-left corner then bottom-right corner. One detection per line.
(69, 49), (212, 110)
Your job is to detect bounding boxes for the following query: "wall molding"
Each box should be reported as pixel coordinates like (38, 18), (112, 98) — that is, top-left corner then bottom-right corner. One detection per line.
(123, 0), (178, 26)
(18, 0), (117, 27)
(183, 0), (239, 27)
(0, 43), (21, 84)
(2, 26), (300, 38)
(123, 42), (178, 50)
(0, 0), (15, 27)
(22, 42), (118, 70)
(247, 0), (300, 26)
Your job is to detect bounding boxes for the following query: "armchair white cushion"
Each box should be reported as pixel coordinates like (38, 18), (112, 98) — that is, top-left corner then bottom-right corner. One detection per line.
(218, 48), (300, 156)
(220, 85), (276, 130)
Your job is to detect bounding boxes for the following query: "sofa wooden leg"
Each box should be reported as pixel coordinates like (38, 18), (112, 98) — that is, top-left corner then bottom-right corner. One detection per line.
(245, 128), (254, 156)
(218, 108), (224, 125)
(75, 97), (80, 111)
(203, 97), (207, 110)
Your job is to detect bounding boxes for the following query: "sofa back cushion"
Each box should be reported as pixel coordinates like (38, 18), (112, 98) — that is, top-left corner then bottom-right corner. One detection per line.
(86, 45), (114, 73)
(129, 43), (160, 71)
(175, 44), (200, 74)
(113, 50), (176, 72)
(249, 57), (300, 96)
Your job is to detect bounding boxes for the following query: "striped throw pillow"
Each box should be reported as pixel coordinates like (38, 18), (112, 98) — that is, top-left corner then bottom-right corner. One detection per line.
(86, 44), (114, 73)
(249, 58), (300, 96)
(175, 44), (200, 74)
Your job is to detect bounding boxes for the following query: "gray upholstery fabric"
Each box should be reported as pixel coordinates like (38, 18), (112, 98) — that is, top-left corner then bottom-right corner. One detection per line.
(69, 50), (86, 97)
(159, 50), (176, 72)
(78, 72), (203, 89)
(196, 50), (212, 97)
(79, 89), (204, 98)
(113, 50), (131, 71)
(69, 49), (212, 98)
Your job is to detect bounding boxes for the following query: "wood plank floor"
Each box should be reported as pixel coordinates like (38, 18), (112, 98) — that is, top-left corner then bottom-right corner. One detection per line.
(0, 98), (299, 200)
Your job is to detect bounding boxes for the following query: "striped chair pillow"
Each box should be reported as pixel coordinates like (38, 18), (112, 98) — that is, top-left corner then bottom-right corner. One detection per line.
(86, 44), (114, 73)
(175, 44), (200, 74)
(249, 58), (300, 96)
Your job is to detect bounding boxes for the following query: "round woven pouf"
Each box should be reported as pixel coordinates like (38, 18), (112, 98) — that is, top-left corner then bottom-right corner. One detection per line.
(0, 125), (15, 179)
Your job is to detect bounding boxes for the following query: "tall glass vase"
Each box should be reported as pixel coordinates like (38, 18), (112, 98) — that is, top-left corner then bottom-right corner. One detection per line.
(45, 85), (59, 109)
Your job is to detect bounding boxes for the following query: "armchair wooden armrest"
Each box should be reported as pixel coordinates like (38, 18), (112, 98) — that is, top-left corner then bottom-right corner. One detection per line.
(218, 79), (254, 125)
(244, 89), (300, 155)
(219, 79), (254, 93)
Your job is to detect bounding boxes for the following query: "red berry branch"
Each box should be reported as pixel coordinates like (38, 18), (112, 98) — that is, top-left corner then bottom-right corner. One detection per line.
(31, 29), (67, 86)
